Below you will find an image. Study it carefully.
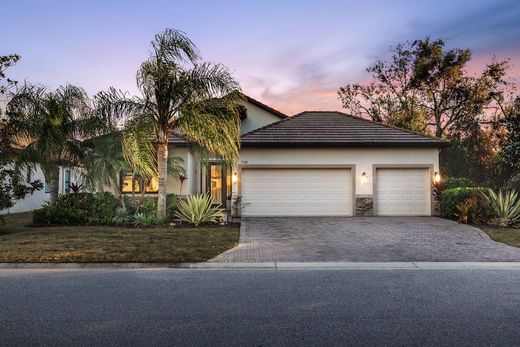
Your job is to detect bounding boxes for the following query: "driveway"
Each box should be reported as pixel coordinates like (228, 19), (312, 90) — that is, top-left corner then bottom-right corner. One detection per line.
(210, 217), (520, 262)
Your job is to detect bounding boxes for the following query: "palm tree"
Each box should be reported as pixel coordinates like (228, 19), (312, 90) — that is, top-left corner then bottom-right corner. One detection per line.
(83, 132), (128, 205)
(7, 84), (111, 206)
(97, 28), (242, 217)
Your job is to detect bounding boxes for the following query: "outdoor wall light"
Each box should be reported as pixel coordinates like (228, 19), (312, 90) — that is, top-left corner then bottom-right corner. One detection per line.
(232, 172), (238, 183)
(361, 172), (368, 185)
(434, 171), (441, 183)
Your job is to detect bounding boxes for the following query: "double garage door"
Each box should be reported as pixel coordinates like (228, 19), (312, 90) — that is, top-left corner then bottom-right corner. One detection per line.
(240, 167), (430, 217)
(241, 168), (353, 217)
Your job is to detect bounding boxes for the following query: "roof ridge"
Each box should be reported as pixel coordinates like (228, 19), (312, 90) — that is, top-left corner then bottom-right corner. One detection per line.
(291, 110), (445, 143)
(333, 111), (447, 143)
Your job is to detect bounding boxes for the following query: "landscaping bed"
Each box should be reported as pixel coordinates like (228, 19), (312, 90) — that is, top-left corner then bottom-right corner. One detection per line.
(0, 213), (239, 263)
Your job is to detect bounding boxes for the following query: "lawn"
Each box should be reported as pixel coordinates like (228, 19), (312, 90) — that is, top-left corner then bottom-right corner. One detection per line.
(482, 226), (520, 248)
(0, 212), (239, 263)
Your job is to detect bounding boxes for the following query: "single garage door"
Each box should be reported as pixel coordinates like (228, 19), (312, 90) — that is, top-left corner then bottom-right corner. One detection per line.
(241, 168), (352, 217)
(376, 168), (431, 216)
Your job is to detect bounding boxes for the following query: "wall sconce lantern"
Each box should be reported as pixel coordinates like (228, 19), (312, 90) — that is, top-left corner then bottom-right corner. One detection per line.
(231, 172), (238, 183)
(434, 171), (441, 184)
(361, 171), (368, 185)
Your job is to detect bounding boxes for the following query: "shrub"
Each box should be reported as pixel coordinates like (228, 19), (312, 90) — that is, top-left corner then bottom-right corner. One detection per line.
(132, 212), (166, 227)
(112, 207), (130, 225)
(174, 194), (224, 226)
(455, 192), (488, 224)
(443, 177), (475, 190)
(33, 205), (89, 225)
(440, 187), (481, 218)
(505, 174), (520, 192)
(141, 197), (157, 215)
(56, 193), (95, 209)
(167, 193), (178, 216)
(91, 192), (119, 224)
(484, 189), (520, 226)
(33, 206), (52, 225)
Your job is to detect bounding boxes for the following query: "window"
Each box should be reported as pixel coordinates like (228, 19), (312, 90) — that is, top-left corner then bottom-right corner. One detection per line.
(121, 173), (141, 193)
(44, 181), (50, 193)
(120, 172), (158, 194)
(64, 169), (71, 193)
(145, 176), (159, 193)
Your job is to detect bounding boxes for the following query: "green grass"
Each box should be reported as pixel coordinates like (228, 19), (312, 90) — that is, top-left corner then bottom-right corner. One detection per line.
(482, 226), (520, 248)
(0, 212), (239, 263)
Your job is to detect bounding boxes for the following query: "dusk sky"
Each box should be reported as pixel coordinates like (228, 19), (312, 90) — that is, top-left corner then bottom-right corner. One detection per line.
(3, 0), (520, 115)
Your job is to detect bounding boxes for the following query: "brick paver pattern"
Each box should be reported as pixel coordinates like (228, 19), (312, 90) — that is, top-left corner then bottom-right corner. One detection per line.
(210, 217), (520, 262)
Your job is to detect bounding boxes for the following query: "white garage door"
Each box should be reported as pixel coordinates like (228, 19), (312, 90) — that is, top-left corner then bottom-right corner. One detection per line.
(376, 168), (431, 216)
(241, 168), (352, 217)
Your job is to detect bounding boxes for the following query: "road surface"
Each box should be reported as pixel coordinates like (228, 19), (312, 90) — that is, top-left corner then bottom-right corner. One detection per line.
(1, 268), (519, 346)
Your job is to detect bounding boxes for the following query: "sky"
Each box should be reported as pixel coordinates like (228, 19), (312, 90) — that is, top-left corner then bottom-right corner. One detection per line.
(2, 0), (520, 115)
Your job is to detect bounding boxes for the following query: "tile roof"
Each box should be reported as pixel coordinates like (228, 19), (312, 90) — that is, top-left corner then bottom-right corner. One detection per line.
(168, 133), (190, 146)
(241, 111), (449, 147)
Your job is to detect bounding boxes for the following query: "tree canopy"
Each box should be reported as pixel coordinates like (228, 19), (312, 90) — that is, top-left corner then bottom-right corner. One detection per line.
(338, 38), (511, 138)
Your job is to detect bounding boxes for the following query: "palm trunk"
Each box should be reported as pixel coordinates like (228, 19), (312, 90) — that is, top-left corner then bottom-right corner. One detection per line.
(48, 169), (60, 207)
(157, 143), (168, 217)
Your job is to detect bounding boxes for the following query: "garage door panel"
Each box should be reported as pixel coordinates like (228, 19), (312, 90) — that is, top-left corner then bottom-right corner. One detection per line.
(376, 168), (430, 216)
(241, 168), (352, 217)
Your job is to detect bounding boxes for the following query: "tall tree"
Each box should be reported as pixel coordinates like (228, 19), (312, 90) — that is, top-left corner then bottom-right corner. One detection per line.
(499, 96), (520, 180)
(97, 28), (242, 217)
(0, 54), (42, 214)
(0, 54), (19, 97)
(7, 84), (112, 206)
(338, 38), (511, 137)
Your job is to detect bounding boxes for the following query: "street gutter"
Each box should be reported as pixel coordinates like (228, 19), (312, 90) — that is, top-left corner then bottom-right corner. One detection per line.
(2, 262), (520, 270)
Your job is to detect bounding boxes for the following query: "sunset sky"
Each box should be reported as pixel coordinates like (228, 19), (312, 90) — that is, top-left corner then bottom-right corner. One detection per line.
(3, 0), (520, 115)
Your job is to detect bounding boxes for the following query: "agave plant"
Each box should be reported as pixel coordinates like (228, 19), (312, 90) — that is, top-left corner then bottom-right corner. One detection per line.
(484, 189), (520, 226)
(174, 194), (224, 226)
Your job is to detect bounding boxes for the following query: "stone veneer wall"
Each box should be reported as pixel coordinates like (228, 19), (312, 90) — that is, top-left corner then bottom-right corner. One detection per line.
(355, 196), (373, 216)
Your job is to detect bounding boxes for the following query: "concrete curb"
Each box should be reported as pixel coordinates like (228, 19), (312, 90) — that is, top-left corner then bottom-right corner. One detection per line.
(2, 262), (520, 270)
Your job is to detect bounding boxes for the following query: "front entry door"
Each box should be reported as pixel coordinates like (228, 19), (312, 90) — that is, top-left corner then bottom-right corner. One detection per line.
(206, 164), (228, 206)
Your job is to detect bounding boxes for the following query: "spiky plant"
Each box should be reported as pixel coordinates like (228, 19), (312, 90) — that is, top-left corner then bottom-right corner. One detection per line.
(174, 194), (224, 226)
(485, 189), (520, 226)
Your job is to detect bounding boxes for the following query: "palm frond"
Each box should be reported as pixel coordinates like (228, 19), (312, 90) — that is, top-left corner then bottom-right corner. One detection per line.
(151, 28), (200, 65)
(121, 116), (157, 179)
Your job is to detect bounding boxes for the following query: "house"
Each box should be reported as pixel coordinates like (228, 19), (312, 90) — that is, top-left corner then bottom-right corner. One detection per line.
(236, 111), (447, 217)
(3, 95), (448, 217)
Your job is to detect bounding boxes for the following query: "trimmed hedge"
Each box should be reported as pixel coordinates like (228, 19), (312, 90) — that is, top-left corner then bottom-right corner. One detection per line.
(34, 192), (118, 225)
(440, 187), (482, 218)
(33, 205), (89, 225)
(443, 177), (475, 190)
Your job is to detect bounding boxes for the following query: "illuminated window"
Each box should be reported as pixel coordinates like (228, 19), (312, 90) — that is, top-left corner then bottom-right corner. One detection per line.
(121, 173), (141, 193)
(120, 172), (158, 194)
(145, 176), (159, 193)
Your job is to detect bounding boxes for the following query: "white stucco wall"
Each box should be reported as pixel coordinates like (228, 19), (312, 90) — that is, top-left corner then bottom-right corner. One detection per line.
(0, 166), (83, 214)
(166, 146), (196, 196)
(235, 147), (440, 196)
(240, 102), (284, 134)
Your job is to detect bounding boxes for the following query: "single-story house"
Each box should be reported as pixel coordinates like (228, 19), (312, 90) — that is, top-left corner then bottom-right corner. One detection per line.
(3, 95), (448, 217)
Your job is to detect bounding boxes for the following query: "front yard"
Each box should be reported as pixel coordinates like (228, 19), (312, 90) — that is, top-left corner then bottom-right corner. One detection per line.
(0, 213), (239, 263)
(482, 227), (520, 248)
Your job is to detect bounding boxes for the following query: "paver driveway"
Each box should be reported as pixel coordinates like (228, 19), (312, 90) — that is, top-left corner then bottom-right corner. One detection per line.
(210, 217), (520, 262)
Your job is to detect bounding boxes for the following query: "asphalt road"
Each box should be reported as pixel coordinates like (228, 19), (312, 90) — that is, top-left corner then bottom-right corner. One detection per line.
(1, 269), (520, 346)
